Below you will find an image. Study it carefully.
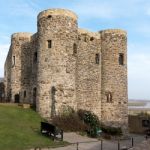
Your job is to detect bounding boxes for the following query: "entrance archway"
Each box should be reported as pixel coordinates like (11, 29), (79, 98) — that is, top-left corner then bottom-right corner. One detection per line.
(33, 87), (37, 110)
(14, 94), (20, 103)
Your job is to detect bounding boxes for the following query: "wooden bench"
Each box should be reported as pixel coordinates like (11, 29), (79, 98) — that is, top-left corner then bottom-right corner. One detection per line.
(41, 122), (63, 141)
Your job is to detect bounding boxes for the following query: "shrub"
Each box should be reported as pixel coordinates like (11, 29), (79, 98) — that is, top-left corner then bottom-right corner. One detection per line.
(78, 109), (100, 127)
(77, 109), (101, 137)
(52, 107), (122, 137)
(101, 125), (122, 136)
(52, 108), (88, 132)
(59, 105), (75, 117)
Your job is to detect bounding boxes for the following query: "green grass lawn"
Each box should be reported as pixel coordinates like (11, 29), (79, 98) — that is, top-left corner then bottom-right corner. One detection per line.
(0, 104), (66, 150)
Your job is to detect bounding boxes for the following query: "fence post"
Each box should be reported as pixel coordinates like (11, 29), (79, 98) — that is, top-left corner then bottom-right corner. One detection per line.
(77, 142), (79, 150)
(131, 137), (134, 147)
(100, 139), (103, 150)
(118, 139), (120, 150)
(146, 135), (148, 140)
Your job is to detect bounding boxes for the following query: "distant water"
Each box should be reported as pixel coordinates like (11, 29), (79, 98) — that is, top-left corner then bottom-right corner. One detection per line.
(128, 101), (150, 109)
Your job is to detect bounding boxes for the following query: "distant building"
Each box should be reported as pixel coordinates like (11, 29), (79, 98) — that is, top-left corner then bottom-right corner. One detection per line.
(4, 9), (128, 130)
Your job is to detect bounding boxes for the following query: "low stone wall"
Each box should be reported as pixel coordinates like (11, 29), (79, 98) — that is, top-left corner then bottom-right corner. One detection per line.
(128, 115), (149, 134)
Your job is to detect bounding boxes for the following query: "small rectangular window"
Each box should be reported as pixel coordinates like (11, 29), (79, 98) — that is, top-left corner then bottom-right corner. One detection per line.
(47, 40), (52, 48)
(119, 53), (124, 65)
(95, 53), (100, 64)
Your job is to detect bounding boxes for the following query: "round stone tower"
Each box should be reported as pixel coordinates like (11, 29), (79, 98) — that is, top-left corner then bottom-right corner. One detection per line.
(10, 32), (32, 103)
(37, 9), (78, 117)
(100, 29), (128, 129)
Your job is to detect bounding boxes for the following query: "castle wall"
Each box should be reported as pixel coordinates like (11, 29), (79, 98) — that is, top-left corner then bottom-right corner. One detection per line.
(0, 81), (5, 101)
(76, 29), (102, 117)
(19, 33), (32, 103)
(4, 8), (128, 129)
(100, 29), (128, 129)
(37, 9), (78, 117)
(10, 33), (25, 102)
(5, 33), (32, 103)
(30, 33), (38, 106)
(4, 50), (12, 101)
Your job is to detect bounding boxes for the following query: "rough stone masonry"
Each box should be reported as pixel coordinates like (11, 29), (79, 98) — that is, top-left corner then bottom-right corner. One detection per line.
(4, 8), (128, 130)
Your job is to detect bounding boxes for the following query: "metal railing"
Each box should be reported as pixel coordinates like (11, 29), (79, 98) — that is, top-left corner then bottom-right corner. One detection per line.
(69, 137), (134, 150)
(33, 136), (143, 150)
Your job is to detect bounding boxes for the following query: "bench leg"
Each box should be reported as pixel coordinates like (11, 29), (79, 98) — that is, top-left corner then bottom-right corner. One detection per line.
(53, 132), (56, 141)
(61, 130), (63, 141)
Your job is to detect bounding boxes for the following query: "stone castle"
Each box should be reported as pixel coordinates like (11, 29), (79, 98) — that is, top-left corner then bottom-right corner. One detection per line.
(4, 9), (128, 129)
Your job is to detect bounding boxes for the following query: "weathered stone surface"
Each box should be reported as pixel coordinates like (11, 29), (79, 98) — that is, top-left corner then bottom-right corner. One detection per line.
(100, 29), (128, 130)
(4, 8), (128, 129)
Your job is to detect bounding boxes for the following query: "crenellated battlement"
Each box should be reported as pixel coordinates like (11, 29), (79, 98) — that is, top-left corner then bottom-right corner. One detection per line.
(38, 8), (78, 20)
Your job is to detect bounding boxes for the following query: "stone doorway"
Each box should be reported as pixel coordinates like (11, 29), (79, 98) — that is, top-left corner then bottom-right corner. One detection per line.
(14, 94), (20, 103)
(33, 87), (37, 110)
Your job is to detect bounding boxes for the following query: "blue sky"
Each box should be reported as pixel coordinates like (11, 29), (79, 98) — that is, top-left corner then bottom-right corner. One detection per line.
(0, 0), (150, 100)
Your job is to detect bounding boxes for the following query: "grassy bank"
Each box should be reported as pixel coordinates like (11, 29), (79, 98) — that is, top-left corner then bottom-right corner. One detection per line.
(0, 104), (65, 150)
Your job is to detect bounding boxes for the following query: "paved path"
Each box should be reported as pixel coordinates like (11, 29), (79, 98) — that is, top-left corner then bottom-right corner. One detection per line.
(30, 133), (146, 150)
(129, 139), (150, 150)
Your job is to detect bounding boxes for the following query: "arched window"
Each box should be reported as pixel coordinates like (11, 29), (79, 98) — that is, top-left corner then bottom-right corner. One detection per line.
(106, 92), (112, 103)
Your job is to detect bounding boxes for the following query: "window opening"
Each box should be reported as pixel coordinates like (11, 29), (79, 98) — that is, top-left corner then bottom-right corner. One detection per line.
(47, 40), (52, 48)
(34, 52), (37, 63)
(95, 53), (100, 64)
(106, 92), (112, 103)
(24, 91), (26, 98)
(12, 56), (15, 67)
(119, 53), (124, 65)
(73, 43), (77, 55)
